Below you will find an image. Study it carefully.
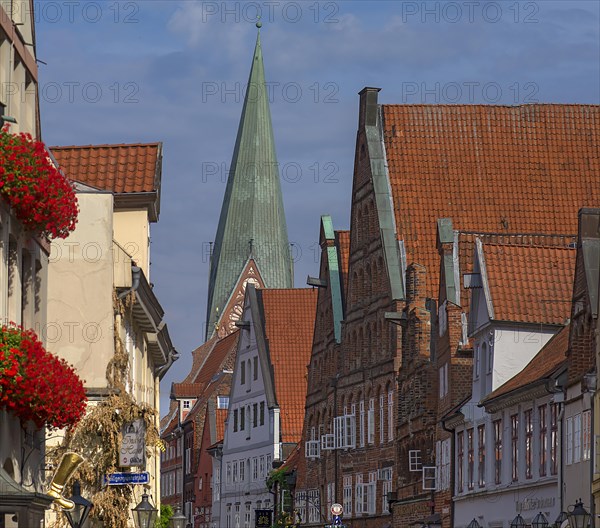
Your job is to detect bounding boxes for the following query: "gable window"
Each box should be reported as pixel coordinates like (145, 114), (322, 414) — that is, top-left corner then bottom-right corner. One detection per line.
(241, 361), (246, 384)
(539, 405), (547, 477)
(218, 396), (229, 409)
(253, 356), (258, 380)
(183, 400), (191, 410)
(511, 414), (519, 481)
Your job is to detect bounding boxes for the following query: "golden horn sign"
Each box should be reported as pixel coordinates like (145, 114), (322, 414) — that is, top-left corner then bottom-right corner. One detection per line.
(47, 452), (84, 510)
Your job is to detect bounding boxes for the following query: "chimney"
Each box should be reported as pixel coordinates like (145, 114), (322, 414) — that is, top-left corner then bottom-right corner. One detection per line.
(358, 87), (381, 129)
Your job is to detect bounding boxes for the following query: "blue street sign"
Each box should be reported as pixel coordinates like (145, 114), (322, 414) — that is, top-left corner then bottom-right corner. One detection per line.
(104, 472), (150, 486)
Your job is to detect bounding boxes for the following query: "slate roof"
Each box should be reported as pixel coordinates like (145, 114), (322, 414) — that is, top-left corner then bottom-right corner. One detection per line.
(483, 323), (570, 404)
(259, 288), (317, 443)
(382, 104), (600, 298)
(51, 143), (162, 193)
(481, 243), (576, 325)
(206, 31), (292, 337)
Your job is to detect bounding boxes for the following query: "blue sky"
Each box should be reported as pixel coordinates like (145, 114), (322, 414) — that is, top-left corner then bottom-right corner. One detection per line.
(35, 1), (600, 414)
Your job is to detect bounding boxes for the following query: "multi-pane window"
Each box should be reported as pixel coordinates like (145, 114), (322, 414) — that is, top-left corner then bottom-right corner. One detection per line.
(511, 414), (519, 481)
(381, 468), (393, 513)
(307, 490), (320, 523)
(343, 476), (352, 516)
(259, 456), (265, 478)
(240, 407), (246, 430)
(539, 405), (547, 477)
(218, 396), (229, 409)
(234, 409), (238, 432)
(244, 503), (251, 528)
(566, 416), (574, 465)
(241, 360), (246, 384)
(233, 461), (239, 482)
(239, 459), (245, 482)
(252, 457), (258, 481)
(367, 399), (375, 444)
(226, 462), (232, 484)
(253, 356), (258, 380)
(436, 440), (451, 491)
(334, 414), (356, 449)
(326, 483), (334, 518)
(478, 425), (485, 487)
(380, 394), (385, 444)
(355, 474), (363, 515)
(494, 419), (502, 484)
(295, 491), (306, 525)
(366, 472), (377, 514)
(574, 413), (582, 463)
(583, 410), (592, 461)
(387, 391), (394, 441)
(525, 409), (533, 479)
(457, 431), (464, 493)
(551, 403), (559, 474)
(467, 429), (474, 489)
(260, 402), (265, 426)
(235, 504), (240, 528)
(360, 400), (365, 447)
(253, 403), (258, 427)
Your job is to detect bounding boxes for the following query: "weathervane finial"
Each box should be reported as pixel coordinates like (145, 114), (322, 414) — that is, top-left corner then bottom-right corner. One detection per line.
(256, 16), (262, 29)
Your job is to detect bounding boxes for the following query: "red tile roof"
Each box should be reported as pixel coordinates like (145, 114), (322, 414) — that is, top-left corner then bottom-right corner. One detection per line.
(51, 143), (161, 193)
(481, 243), (575, 325)
(336, 230), (350, 294)
(484, 324), (569, 403)
(383, 104), (600, 298)
(171, 383), (203, 399)
(260, 288), (317, 443)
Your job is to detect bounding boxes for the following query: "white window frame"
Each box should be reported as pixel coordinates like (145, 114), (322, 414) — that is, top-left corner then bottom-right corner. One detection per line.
(334, 414), (356, 450)
(355, 474), (363, 515)
(409, 450), (422, 472)
(360, 400), (365, 447)
(365, 472), (377, 514)
(566, 416), (574, 465)
(367, 399), (375, 444)
(321, 433), (335, 450)
(574, 413), (582, 463)
(343, 475), (352, 516)
(307, 489), (320, 523)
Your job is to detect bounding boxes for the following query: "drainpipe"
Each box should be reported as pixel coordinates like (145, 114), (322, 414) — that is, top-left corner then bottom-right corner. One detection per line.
(118, 266), (141, 299)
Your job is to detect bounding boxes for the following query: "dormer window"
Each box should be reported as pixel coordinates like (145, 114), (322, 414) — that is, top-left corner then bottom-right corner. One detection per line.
(183, 400), (191, 410)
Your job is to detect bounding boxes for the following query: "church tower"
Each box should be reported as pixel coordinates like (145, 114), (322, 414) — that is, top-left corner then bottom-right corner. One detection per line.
(206, 25), (293, 338)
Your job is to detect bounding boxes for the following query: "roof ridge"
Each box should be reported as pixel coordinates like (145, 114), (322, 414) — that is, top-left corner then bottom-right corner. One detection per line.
(50, 142), (161, 149)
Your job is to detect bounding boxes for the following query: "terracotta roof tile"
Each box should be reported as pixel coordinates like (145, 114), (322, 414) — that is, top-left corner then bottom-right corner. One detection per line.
(171, 382), (203, 399)
(336, 230), (350, 294)
(50, 143), (161, 193)
(484, 324), (569, 403)
(260, 288), (317, 443)
(215, 408), (228, 442)
(482, 243), (575, 324)
(383, 104), (600, 298)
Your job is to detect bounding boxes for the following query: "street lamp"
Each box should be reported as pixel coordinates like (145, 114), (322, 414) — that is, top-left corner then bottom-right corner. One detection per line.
(170, 506), (187, 528)
(532, 512), (549, 528)
(63, 481), (92, 528)
(568, 499), (591, 528)
(132, 493), (158, 528)
(467, 519), (482, 528)
(511, 514), (526, 528)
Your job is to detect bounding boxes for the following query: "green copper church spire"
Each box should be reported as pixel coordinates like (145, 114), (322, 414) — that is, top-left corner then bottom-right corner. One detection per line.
(205, 24), (292, 338)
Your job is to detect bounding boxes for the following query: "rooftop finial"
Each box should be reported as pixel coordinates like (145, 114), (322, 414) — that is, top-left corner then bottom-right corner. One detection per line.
(256, 17), (262, 29)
